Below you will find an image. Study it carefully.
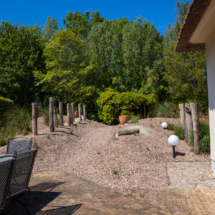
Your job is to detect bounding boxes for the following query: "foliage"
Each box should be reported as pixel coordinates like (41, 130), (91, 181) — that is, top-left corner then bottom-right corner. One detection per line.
(38, 107), (49, 126)
(112, 170), (119, 175)
(189, 123), (210, 153)
(130, 115), (140, 123)
(0, 106), (31, 145)
(97, 88), (118, 125)
(0, 21), (46, 108)
(174, 125), (185, 140)
(43, 16), (59, 42)
(0, 97), (13, 120)
(120, 110), (131, 116)
(148, 102), (179, 118)
(163, 1), (207, 106)
(167, 123), (175, 131)
(63, 11), (105, 39)
(34, 30), (94, 102)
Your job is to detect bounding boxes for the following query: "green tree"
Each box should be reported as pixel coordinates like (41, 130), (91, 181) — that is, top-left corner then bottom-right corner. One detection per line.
(34, 30), (94, 102)
(43, 16), (59, 42)
(0, 21), (46, 108)
(63, 11), (105, 39)
(163, 1), (207, 106)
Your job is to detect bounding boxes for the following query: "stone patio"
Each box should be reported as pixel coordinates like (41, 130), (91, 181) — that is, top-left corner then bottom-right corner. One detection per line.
(2, 170), (215, 215)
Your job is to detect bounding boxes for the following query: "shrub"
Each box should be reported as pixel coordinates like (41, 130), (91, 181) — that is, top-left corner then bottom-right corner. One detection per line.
(174, 125), (185, 140)
(167, 123), (175, 131)
(148, 102), (179, 118)
(189, 123), (210, 154)
(0, 106), (31, 145)
(0, 97), (13, 121)
(130, 115), (140, 123)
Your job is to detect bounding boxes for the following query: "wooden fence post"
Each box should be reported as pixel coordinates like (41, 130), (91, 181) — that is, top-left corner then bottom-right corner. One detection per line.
(67, 103), (71, 126)
(59, 102), (63, 126)
(185, 103), (193, 145)
(185, 103), (189, 143)
(190, 103), (199, 154)
(49, 97), (54, 132)
(83, 105), (86, 121)
(179, 104), (185, 127)
(32, 103), (37, 135)
(78, 104), (81, 122)
(71, 103), (74, 124)
(53, 100), (58, 128)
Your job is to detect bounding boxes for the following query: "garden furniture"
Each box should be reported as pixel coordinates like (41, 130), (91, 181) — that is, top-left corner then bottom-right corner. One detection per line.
(7, 138), (32, 154)
(0, 153), (16, 215)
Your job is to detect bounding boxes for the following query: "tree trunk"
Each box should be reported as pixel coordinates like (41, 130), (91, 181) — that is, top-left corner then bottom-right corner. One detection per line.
(78, 104), (81, 122)
(49, 97), (54, 132)
(53, 100), (58, 128)
(179, 104), (185, 127)
(67, 103), (71, 126)
(32, 103), (37, 135)
(59, 102), (63, 126)
(83, 105), (86, 121)
(71, 103), (74, 124)
(190, 103), (199, 154)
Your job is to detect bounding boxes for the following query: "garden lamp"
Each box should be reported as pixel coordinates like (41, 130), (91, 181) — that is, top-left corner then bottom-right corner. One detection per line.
(162, 122), (168, 129)
(168, 135), (179, 158)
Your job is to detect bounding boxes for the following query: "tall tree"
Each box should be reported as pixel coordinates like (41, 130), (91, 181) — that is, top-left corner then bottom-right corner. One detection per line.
(0, 21), (46, 108)
(34, 30), (94, 102)
(63, 11), (105, 39)
(163, 1), (207, 106)
(43, 16), (59, 42)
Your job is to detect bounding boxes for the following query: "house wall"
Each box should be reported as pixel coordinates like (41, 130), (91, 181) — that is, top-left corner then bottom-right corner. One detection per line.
(206, 28), (215, 172)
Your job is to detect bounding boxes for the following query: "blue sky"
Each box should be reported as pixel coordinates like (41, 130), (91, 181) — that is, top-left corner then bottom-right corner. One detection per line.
(1, 0), (179, 35)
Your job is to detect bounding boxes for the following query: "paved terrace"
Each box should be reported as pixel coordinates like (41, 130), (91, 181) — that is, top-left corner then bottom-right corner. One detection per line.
(2, 170), (215, 215)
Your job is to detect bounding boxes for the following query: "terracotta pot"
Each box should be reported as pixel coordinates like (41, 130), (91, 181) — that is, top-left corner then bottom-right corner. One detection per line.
(119, 116), (129, 124)
(74, 111), (79, 118)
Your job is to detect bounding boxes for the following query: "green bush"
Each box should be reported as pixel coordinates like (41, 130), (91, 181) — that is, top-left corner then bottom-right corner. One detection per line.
(130, 115), (140, 123)
(174, 125), (185, 140)
(0, 97), (13, 120)
(148, 102), (179, 118)
(167, 123), (175, 131)
(189, 123), (210, 154)
(0, 106), (31, 145)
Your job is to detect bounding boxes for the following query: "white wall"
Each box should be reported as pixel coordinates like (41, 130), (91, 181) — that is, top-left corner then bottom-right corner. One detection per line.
(206, 28), (215, 171)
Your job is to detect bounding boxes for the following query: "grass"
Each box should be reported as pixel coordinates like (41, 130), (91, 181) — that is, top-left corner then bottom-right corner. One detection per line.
(189, 122), (210, 154)
(150, 124), (154, 127)
(70, 129), (74, 133)
(119, 126), (121, 128)
(113, 134), (117, 140)
(47, 134), (50, 139)
(174, 125), (185, 140)
(167, 123), (175, 131)
(130, 115), (140, 123)
(33, 141), (38, 147)
(112, 170), (119, 175)
(0, 106), (31, 146)
(146, 147), (149, 151)
(97, 152), (101, 155)
(132, 131), (137, 136)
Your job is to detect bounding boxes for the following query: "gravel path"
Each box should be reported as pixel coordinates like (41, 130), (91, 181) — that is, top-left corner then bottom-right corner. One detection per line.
(0, 117), (212, 190)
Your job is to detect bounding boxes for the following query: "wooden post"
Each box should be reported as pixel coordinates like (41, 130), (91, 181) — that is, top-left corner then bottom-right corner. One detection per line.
(78, 104), (81, 122)
(190, 103), (199, 154)
(49, 97), (54, 132)
(32, 103), (37, 135)
(67, 103), (71, 126)
(185, 103), (189, 143)
(71, 103), (74, 124)
(53, 100), (58, 128)
(179, 104), (185, 127)
(59, 102), (63, 126)
(185, 103), (193, 144)
(83, 105), (86, 121)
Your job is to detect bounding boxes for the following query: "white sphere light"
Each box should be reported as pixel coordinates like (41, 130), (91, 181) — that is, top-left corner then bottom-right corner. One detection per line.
(162, 122), (168, 129)
(168, 135), (179, 146)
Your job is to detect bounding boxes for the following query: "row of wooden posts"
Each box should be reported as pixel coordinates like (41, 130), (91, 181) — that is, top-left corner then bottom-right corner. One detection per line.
(179, 103), (199, 154)
(32, 97), (86, 135)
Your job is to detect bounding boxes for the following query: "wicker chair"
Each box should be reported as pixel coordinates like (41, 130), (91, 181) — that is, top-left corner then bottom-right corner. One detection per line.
(7, 138), (32, 154)
(6, 146), (38, 215)
(0, 153), (16, 214)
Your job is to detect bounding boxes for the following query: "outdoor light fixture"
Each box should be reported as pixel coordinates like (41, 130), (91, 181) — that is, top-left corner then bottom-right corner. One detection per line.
(162, 122), (168, 129)
(168, 135), (179, 158)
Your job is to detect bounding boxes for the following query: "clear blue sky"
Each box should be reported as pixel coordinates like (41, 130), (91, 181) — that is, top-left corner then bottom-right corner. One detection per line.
(1, 0), (180, 35)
